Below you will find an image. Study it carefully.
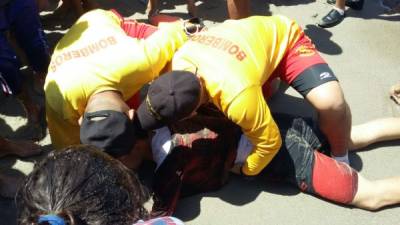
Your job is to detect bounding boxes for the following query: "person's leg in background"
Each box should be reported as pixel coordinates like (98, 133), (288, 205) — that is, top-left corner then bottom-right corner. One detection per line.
(317, 0), (364, 28)
(186, 0), (197, 17)
(146, 0), (160, 19)
(227, 0), (250, 19)
(6, 0), (50, 126)
(317, 0), (345, 28)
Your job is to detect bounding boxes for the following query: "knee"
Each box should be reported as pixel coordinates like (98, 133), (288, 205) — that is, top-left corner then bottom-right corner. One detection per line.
(352, 180), (385, 211)
(307, 82), (348, 114)
(356, 197), (382, 211)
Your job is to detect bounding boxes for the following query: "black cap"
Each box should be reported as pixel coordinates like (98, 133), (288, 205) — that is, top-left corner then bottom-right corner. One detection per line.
(80, 110), (135, 157)
(136, 70), (201, 130)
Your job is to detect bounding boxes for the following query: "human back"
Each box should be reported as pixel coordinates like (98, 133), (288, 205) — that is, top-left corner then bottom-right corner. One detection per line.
(45, 9), (158, 118)
(172, 15), (303, 103)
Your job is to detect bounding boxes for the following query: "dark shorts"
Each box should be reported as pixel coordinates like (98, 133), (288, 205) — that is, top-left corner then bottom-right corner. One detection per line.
(266, 114), (358, 204)
(264, 32), (338, 97)
(290, 63), (338, 96)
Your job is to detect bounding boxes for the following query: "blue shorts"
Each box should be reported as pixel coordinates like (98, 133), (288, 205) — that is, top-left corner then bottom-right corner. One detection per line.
(0, 0), (49, 95)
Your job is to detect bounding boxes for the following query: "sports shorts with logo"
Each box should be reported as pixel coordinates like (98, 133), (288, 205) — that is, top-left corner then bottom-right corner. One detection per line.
(266, 32), (338, 96)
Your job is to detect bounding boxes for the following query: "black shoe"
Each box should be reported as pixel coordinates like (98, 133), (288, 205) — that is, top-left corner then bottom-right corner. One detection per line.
(326, 0), (364, 10)
(317, 9), (345, 28)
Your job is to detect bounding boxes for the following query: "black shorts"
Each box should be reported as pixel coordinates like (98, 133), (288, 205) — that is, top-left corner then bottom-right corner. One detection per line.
(290, 64), (338, 97)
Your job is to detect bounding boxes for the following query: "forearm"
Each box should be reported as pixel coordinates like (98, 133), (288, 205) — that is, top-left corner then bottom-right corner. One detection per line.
(143, 22), (187, 76)
(349, 117), (400, 150)
(242, 136), (282, 176)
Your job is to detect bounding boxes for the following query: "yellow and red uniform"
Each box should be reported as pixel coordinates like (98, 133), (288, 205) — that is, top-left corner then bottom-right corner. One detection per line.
(172, 15), (305, 175)
(45, 9), (187, 149)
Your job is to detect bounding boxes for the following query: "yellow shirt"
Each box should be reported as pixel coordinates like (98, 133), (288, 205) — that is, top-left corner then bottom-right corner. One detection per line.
(45, 9), (187, 148)
(172, 15), (303, 175)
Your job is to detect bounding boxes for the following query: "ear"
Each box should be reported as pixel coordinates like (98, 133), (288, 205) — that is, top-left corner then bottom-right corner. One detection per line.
(127, 109), (135, 121)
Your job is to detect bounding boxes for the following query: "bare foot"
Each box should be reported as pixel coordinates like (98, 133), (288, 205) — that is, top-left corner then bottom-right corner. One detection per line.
(0, 174), (24, 198)
(390, 83), (400, 105)
(0, 138), (42, 158)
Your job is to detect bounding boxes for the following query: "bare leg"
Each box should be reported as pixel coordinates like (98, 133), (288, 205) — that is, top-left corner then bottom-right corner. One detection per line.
(187, 0), (197, 17)
(335, 0), (346, 10)
(349, 117), (400, 150)
(306, 81), (352, 158)
(227, 0), (250, 19)
(17, 87), (42, 126)
(0, 137), (41, 158)
(352, 174), (400, 210)
(147, 0), (160, 18)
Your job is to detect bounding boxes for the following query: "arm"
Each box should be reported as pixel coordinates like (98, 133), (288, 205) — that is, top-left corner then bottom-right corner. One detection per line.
(139, 21), (188, 80)
(227, 87), (282, 176)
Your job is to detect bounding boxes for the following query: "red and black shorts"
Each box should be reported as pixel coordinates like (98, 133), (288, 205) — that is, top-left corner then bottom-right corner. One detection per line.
(266, 114), (358, 204)
(266, 33), (338, 97)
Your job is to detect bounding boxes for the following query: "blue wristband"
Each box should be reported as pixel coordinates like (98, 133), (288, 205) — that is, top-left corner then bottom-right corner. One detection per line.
(38, 215), (66, 225)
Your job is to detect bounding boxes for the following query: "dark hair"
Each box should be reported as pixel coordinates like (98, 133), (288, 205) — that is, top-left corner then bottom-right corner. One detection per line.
(16, 145), (150, 225)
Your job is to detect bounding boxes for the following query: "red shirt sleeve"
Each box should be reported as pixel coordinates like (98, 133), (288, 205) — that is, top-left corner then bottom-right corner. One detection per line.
(122, 19), (158, 39)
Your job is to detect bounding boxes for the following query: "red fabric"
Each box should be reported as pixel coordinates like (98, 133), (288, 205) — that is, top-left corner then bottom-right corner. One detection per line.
(110, 9), (157, 39)
(268, 33), (326, 85)
(312, 151), (358, 204)
(126, 91), (141, 110)
(122, 19), (158, 39)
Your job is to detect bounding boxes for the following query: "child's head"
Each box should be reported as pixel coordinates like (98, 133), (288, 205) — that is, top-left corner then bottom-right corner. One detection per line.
(16, 145), (149, 225)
